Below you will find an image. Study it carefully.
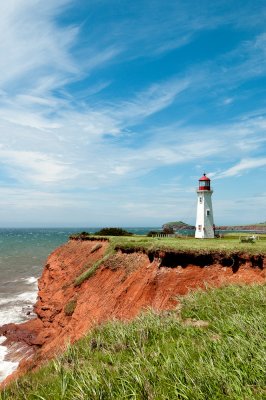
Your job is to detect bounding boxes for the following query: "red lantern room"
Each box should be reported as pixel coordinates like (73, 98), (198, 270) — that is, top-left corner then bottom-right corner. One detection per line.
(198, 173), (211, 191)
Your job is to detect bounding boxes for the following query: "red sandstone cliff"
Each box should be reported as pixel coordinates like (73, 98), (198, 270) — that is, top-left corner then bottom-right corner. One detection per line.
(1, 239), (265, 385)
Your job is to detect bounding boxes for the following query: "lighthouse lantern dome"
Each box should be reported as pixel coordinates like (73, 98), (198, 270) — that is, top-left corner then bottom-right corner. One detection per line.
(198, 173), (211, 191)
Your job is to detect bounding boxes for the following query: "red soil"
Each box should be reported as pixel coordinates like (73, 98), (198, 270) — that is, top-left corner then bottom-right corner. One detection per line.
(0, 240), (265, 386)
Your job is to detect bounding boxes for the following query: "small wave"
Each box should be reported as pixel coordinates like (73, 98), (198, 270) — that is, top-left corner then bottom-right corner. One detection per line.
(0, 298), (13, 307)
(0, 288), (38, 325)
(0, 337), (19, 382)
(17, 290), (37, 303)
(0, 276), (38, 285)
(0, 302), (33, 325)
(21, 277), (38, 285)
(0, 280), (38, 306)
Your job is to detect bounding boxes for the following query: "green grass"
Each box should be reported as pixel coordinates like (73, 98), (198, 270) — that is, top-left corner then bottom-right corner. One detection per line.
(90, 243), (102, 253)
(1, 284), (265, 399)
(74, 246), (115, 287)
(104, 234), (266, 255)
(64, 300), (77, 316)
(73, 259), (103, 287)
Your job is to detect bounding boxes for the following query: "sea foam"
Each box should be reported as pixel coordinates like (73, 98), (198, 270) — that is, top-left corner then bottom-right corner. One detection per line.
(0, 281), (38, 383)
(0, 337), (19, 383)
(21, 276), (38, 284)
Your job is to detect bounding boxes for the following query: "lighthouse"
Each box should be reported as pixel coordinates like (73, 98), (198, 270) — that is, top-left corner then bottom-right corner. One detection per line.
(195, 173), (215, 239)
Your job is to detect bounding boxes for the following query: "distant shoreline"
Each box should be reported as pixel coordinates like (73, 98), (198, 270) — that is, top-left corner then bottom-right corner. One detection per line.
(163, 222), (266, 233)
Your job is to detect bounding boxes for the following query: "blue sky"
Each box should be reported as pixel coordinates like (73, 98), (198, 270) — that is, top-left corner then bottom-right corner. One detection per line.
(0, 0), (265, 227)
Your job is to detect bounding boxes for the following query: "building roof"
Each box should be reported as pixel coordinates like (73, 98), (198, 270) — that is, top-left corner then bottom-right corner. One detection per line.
(199, 173), (210, 181)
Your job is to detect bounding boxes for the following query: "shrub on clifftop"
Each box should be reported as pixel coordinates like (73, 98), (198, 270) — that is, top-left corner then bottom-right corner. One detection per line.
(69, 231), (90, 240)
(94, 227), (133, 236)
(147, 230), (160, 237)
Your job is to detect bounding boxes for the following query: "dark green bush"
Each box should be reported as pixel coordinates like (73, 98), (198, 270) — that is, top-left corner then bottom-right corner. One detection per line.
(163, 225), (174, 234)
(94, 228), (133, 236)
(69, 231), (90, 240)
(146, 231), (160, 237)
(64, 299), (77, 316)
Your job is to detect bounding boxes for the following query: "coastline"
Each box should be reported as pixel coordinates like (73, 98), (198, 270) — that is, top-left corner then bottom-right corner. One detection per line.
(0, 228), (84, 383)
(0, 279), (38, 383)
(1, 237), (265, 387)
(0, 337), (19, 382)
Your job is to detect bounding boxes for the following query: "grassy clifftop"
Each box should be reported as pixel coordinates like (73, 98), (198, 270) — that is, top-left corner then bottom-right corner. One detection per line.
(1, 284), (265, 399)
(103, 234), (266, 255)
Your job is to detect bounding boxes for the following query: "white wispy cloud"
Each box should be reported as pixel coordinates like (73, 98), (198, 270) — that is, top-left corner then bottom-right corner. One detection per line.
(0, 148), (76, 184)
(214, 158), (266, 178)
(90, 0), (265, 60)
(111, 78), (190, 126)
(202, 31), (266, 90)
(223, 98), (234, 105)
(0, 0), (121, 98)
(0, 1), (78, 90)
(1, 100), (265, 189)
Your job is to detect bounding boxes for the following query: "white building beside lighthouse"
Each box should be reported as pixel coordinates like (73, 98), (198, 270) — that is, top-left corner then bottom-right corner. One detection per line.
(195, 173), (215, 239)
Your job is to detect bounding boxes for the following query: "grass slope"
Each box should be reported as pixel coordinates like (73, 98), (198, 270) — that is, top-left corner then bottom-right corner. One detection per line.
(1, 284), (265, 399)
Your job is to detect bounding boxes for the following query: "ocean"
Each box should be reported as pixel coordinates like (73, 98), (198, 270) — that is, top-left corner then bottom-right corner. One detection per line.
(0, 227), (157, 382)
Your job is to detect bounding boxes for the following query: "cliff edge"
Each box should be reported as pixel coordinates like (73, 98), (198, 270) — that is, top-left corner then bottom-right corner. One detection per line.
(1, 239), (265, 384)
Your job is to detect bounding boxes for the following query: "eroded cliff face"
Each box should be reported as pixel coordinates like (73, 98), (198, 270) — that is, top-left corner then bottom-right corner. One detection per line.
(1, 239), (265, 384)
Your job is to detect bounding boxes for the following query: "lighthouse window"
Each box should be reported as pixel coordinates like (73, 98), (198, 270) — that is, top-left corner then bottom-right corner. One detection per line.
(199, 197), (202, 204)
(206, 209), (210, 216)
(198, 225), (202, 231)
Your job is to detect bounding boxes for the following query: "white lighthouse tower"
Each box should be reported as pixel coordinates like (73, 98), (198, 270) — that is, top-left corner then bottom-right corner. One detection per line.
(195, 173), (215, 239)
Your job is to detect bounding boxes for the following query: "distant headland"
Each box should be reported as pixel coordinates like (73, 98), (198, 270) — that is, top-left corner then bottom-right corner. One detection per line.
(163, 221), (266, 232)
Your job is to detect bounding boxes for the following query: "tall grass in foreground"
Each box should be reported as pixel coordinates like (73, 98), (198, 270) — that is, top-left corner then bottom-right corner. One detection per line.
(1, 284), (265, 399)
